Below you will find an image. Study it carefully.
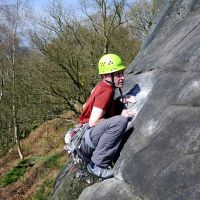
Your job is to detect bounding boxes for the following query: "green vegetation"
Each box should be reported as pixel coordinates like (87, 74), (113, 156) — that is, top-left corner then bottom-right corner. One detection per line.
(0, 151), (67, 199)
(32, 177), (55, 200)
(39, 151), (66, 170)
(0, 0), (156, 157)
(31, 152), (67, 200)
(0, 157), (35, 186)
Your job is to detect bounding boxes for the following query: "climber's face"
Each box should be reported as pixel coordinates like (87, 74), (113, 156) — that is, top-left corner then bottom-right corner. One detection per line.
(113, 70), (125, 88)
(102, 70), (125, 88)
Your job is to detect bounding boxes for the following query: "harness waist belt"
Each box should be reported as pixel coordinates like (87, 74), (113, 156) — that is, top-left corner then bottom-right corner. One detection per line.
(84, 128), (95, 149)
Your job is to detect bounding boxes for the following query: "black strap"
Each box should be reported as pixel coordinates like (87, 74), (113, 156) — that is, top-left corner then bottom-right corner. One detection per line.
(104, 75), (123, 98)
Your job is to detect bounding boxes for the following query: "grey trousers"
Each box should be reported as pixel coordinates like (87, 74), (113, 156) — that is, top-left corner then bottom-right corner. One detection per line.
(80, 115), (128, 167)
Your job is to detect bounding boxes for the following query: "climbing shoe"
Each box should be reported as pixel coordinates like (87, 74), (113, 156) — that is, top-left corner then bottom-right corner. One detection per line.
(87, 161), (114, 179)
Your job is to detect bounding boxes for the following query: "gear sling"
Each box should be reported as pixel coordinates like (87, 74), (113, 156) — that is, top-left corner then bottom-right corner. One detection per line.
(64, 123), (95, 164)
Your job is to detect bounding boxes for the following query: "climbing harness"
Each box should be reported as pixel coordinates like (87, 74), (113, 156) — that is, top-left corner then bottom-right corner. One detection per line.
(64, 123), (95, 183)
(64, 123), (90, 155)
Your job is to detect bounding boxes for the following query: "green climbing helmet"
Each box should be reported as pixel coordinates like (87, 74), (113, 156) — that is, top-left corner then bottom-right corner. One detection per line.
(98, 54), (126, 75)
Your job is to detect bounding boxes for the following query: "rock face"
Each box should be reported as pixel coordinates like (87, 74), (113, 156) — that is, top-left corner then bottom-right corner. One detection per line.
(79, 1), (200, 200)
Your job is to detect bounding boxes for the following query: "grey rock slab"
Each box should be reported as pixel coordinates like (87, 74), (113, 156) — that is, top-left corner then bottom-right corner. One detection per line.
(78, 178), (140, 200)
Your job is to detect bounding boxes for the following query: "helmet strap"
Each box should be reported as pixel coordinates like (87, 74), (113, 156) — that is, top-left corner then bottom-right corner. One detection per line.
(104, 73), (115, 87)
(111, 73), (115, 86)
(110, 73), (123, 97)
(119, 88), (123, 97)
(104, 80), (114, 86)
(103, 74), (123, 97)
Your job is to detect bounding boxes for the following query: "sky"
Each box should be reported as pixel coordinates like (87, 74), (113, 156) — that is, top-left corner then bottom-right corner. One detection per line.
(5, 0), (80, 16)
(5, 0), (139, 17)
(2, 0), (80, 47)
(30, 0), (80, 13)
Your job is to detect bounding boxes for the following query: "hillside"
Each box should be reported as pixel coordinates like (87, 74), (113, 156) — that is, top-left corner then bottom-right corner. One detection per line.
(0, 112), (75, 200)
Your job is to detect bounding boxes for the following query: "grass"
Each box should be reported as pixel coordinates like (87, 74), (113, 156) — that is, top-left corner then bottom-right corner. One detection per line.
(32, 177), (55, 200)
(43, 151), (64, 169)
(0, 157), (36, 186)
(0, 152), (66, 199)
(0, 113), (73, 200)
(0, 152), (62, 186)
(30, 151), (67, 200)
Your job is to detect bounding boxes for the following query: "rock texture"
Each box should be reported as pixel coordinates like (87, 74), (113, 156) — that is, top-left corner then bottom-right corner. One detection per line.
(79, 0), (200, 199)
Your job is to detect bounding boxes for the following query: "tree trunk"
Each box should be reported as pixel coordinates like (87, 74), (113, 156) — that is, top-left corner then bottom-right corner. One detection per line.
(12, 65), (24, 160)
(12, 13), (24, 159)
(0, 68), (3, 101)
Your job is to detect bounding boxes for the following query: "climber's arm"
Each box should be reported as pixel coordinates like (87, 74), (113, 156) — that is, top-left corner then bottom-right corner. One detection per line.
(89, 106), (105, 127)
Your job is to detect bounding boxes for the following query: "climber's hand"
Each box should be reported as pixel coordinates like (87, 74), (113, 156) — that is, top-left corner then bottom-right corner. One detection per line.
(120, 95), (137, 104)
(121, 109), (135, 118)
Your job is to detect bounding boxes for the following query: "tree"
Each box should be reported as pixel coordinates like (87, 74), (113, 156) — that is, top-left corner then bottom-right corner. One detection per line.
(31, 0), (101, 115)
(0, 0), (31, 159)
(0, 0), (148, 156)
(31, 0), (141, 116)
(81, 0), (129, 54)
(127, 0), (155, 41)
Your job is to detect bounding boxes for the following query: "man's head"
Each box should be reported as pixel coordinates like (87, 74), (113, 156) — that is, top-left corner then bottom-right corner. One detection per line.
(98, 54), (126, 88)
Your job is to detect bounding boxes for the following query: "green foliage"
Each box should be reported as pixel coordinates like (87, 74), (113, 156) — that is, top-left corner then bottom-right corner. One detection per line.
(0, 167), (25, 186)
(1, 0), (146, 156)
(43, 152), (64, 169)
(0, 157), (36, 186)
(31, 153), (66, 200)
(31, 0), (143, 117)
(32, 177), (55, 200)
(127, 0), (155, 41)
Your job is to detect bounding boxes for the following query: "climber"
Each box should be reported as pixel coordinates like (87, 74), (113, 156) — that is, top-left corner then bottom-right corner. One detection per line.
(78, 54), (135, 179)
